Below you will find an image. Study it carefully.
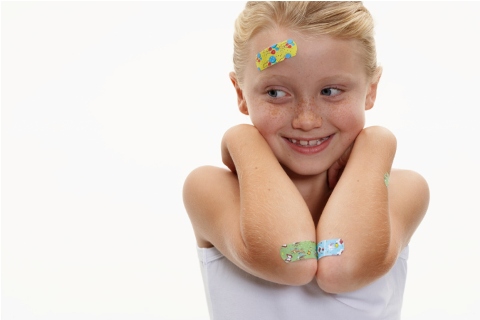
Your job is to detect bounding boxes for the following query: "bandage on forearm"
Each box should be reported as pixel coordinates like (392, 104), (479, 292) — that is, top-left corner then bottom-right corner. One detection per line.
(384, 172), (390, 187)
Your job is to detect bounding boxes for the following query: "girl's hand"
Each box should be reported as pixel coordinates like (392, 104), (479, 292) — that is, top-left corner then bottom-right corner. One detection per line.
(221, 128), (237, 174)
(221, 124), (256, 174)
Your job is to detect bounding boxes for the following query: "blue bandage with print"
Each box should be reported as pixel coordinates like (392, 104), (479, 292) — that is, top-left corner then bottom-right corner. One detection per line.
(317, 238), (344, 259)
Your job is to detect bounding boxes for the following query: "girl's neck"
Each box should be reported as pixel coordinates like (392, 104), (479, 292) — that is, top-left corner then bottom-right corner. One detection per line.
(285, 169), (332, 225)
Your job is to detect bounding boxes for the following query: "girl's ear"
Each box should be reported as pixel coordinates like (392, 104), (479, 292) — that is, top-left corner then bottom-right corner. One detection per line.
(229, 72), (249, 115)
(365, 67), (382, 111)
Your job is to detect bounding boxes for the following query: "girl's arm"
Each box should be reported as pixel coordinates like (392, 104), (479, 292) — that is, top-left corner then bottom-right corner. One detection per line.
(183, 124), (317, 285)
(315, 126), (429, 293)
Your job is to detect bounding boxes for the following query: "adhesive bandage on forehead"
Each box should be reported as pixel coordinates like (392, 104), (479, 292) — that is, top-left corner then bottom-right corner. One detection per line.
(256, 39), (297, 71)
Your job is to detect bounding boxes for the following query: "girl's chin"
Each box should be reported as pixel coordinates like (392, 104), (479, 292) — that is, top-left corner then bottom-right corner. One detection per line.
(280, 163), (329, 179)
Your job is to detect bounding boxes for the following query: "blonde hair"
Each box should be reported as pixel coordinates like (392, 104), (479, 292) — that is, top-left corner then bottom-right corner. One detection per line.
(233, 1), (379, 84)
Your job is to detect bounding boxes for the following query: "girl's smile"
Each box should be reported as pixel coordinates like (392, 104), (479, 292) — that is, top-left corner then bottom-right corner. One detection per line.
(283, 134), (333, 155)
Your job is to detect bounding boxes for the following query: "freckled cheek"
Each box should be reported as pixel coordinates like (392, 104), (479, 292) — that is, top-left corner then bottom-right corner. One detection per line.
(328, 102), (365, 131)
(343, 111), (365, 130)
(248, 105), (288, 136)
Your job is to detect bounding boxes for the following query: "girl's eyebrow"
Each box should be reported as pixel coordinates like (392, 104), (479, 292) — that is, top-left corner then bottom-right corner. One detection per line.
(257, 73), (291, 81)
(251, 74), (293, 87)
(255, 73), (357, 85)
(317, 74), (357, 84)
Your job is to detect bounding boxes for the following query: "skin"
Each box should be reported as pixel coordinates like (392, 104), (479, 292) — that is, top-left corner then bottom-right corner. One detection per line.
(183, 28), (429, 293)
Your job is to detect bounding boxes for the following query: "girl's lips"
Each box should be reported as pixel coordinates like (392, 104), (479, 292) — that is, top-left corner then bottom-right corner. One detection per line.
(284, 134), (333, 154)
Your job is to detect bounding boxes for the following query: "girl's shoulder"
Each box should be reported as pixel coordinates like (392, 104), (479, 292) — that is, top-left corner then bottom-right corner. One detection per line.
(183, 165), (240, 247)
(388, 168), (429, 247)
(183, 165), (238, 197)
(390, 168), (429, 198)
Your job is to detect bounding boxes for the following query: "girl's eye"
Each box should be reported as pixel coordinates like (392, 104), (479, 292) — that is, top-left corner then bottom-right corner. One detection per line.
(267, 89), (286, 98)
(321, 88), (342, 97)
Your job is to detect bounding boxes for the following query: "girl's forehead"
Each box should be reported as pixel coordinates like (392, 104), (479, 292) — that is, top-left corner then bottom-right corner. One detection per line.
(243, 30), (368, 86)
(249, 29), (361, 65)
(249, 28), (307, 56)
(249, 30), (363, 70)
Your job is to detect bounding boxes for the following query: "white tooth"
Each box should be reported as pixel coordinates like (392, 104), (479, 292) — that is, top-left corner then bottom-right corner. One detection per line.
(299, 140), (308, 146)
(309, 140), (317, 146)
(316, 140), (321, 145)
(291, 139), (297, 143)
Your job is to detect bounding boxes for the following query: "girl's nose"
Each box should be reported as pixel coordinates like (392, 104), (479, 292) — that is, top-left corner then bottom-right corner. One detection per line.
(292, 100), (322, 131)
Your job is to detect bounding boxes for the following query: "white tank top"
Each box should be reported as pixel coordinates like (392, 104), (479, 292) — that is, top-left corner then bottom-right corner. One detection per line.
(197, 245), (409, 320)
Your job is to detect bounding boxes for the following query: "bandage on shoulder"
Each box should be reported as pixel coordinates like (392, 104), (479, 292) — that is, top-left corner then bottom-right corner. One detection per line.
(256, 39), (297, 71)
(280, 241), (316, 263)
(317, 238), (344, 259)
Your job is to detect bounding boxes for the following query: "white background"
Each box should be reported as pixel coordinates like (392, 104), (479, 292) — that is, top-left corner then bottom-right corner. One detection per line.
(2, 1), (480, 319)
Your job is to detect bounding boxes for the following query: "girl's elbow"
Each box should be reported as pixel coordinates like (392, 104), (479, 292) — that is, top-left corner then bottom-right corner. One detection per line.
(286, 258), (318, 286)
(271, 258), (318, 286)
(315, 258), (352, 293)
(240, 247), (317, 286)
(315, 256), (395, 294)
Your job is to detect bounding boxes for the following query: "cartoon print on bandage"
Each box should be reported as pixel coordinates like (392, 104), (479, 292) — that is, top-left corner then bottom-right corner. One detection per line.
(280, 241), (317, 263)
(256, 39), (297, 71)
(317, 239), (344, 259)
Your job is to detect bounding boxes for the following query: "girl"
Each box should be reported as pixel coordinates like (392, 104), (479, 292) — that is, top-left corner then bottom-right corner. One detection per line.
(183, 2), (429, 319)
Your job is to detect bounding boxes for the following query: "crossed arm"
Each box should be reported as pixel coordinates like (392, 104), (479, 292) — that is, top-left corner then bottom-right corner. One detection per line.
(183, 124), (429, 293)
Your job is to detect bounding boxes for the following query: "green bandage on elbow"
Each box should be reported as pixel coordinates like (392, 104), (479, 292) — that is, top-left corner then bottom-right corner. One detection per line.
(280, 241), (316, 263)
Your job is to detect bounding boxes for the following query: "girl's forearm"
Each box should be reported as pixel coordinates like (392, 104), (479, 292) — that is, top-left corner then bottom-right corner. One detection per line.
(316, 126), (397, 293)
(223, 124), (317, 284)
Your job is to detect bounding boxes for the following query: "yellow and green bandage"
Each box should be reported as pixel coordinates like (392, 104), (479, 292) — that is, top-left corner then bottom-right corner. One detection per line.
(280, 239), (345, 263)
(280, 241), (316, 263)
(256, 39), (297, 71)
